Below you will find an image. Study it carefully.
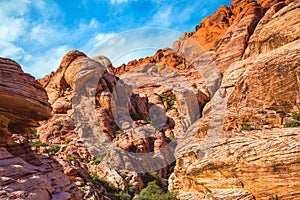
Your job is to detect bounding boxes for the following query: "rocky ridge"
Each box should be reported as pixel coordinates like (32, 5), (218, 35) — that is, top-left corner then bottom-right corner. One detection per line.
(1, 0), (300, 199)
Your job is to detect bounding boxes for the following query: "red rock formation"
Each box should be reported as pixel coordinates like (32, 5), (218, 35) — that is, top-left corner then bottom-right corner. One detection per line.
(0, 58), (51, 144)
(0, 57), (83, 200)
(114, 48), (188, 76)
(2, 0), (298, 199)
(169, 1), (300, 199)
(244, 1), (300, 58)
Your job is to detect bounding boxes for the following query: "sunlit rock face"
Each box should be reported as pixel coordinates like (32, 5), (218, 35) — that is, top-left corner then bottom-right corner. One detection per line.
(2, 0), (299, 199)
(168, 1), (300, 199)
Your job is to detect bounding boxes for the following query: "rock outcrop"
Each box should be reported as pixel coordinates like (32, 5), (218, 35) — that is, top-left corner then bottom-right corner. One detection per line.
(0, 58), (51, 144)
(0, 58), (83, 200)
(244, 1), (300, 58)
(169, 1), (300, 199)
(224, 39), (300, 130)
(169, 128), (300, 200)
(2, 0), (299, 199)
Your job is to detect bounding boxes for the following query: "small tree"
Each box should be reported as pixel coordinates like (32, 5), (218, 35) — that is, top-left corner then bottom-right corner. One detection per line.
(134, 181), (177, 200)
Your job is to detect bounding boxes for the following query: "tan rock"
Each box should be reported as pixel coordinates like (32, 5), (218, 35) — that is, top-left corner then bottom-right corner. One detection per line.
(244, 1), (300, 58)
(169, 128), (300, 199)
(224, 39), (300, 130)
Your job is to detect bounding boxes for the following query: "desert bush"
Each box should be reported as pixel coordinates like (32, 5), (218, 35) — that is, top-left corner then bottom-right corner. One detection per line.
(133, 181), (177, 200)
(292, 112), (300, 121)
(284, 121), (300, 128)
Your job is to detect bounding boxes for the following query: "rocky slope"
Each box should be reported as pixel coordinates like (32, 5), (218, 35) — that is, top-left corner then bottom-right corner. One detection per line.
(0, 58), (83, 200)
(37, 49), (194, 198)
(1, 0), (299, 199)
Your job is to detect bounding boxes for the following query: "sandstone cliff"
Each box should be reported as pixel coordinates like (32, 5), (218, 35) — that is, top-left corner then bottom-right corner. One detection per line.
(1, 0), (299, 199)
(169, 0), (300, 199)
(0, 58), (83, 200)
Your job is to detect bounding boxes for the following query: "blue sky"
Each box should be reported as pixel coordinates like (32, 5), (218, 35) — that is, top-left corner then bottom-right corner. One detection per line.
(0, 0), (231, 78)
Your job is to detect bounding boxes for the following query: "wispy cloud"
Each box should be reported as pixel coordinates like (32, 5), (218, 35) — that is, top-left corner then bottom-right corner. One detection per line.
(150, 6), (172, 27)
(110, 0), (131, 4)
(23, 45), (69, 78)
(0, 0), (101, 78)
(0, 41), (25, 60)
(88, 32), (117, 48)
(90, 28), (180, 67)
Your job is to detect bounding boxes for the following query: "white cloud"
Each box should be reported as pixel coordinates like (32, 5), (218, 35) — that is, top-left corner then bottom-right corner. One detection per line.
(0, 0), (29, 17)
(89, 28), (181, 67)
(0, 0), (29, 42)
(110, 0), (130, 4)
(0, 18), (26, 42)
(201, 9), (208, 17)
(79, 18), (99, 31)
(29, 24), (54, 44)
(23, 45), (69, 79)
(150, 6), (172, 27)
(88, 32), (117, 48)
(0, 41), (25, 60)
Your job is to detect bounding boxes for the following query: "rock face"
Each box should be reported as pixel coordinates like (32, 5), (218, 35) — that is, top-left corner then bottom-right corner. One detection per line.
(38, 50), (188, 197)
(114, 48), (189, 76)
(244, 1), (300, 58)
(174, 0), (297, 74)
(224, 39), (300, 130)
(169, 1), (300, 199)
(169, 128), (300, 200)
(2, 0), (299, 199)
(0, 58), (83, 200)
(0, 58), (51, 144)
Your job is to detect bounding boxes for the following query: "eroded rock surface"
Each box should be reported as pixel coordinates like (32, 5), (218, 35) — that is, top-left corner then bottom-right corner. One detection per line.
(169, 128), (300, 200)
(0, 58), (83, 200)
(168, 1), (300, 199)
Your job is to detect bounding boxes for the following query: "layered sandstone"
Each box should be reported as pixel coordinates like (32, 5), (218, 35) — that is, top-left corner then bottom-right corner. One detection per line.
(169, 1), (300, 199)
(169, 128), (300, 200)
(0, 58), (83, 200)
(0, 58), (51, 144)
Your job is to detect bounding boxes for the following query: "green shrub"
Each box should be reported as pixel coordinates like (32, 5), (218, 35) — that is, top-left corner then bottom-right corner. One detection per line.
(115, 130), (123, 135)
(133, 181), (177, 200)
(92, 174), (116, 193)
(80, 158), (89, 163)
(284, 121), (300, 128)
(167, 96), (176, 106)
(178, 116), (184, 120)
(159, 94), (176, 108)
(119, 171), (127, 179)
(92, 156), (103, 165)
(48, 146), (60, 153)
(29, 141), (47, 148)
(116, 191), (131, 200)
(240, 122), (252, 131)
(31, 131), (39, 139)
(128, 183), (136, 196)
(292, 112), (300, 121)
(78, 181), (86, 187)
(63, 139), (72, 144)
(168, 135), (175, 141)
(67, 157), (75, 162)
